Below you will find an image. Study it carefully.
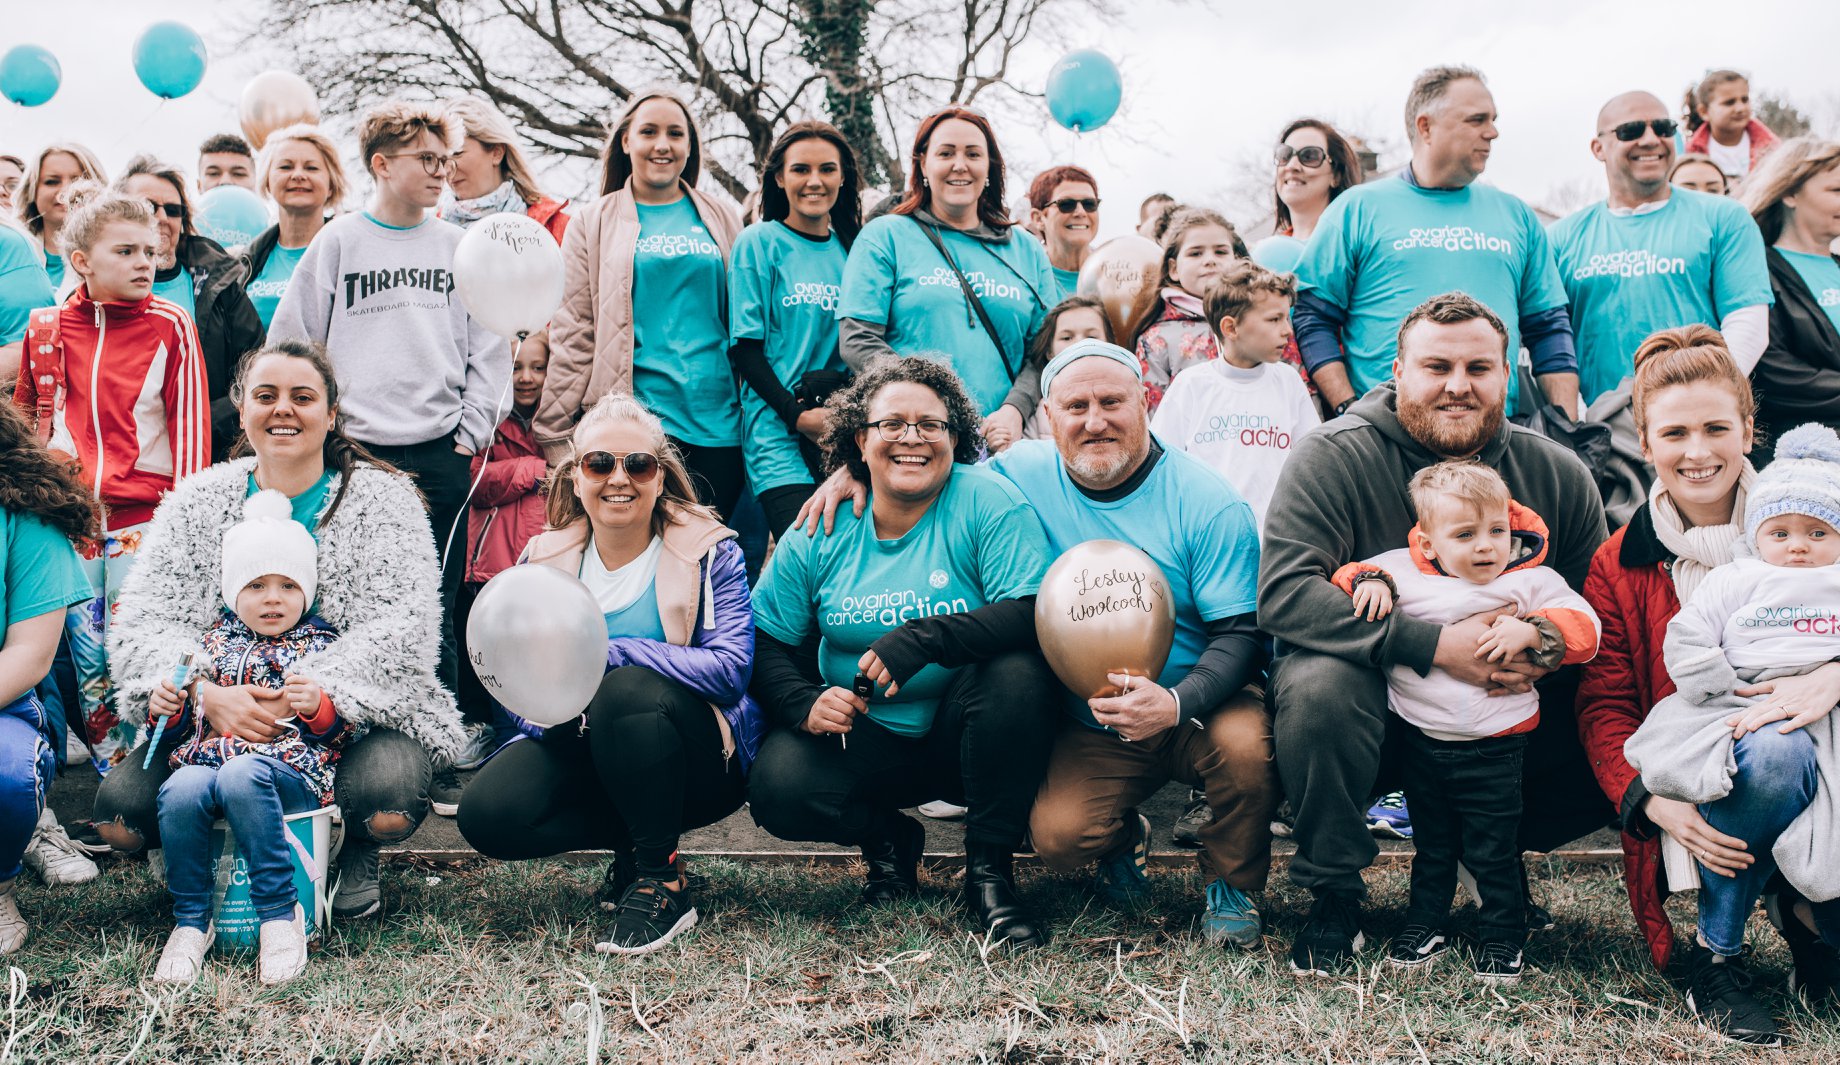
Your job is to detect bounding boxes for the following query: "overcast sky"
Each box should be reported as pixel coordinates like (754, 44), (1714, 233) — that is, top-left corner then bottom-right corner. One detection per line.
(9, 0), (1838, 241)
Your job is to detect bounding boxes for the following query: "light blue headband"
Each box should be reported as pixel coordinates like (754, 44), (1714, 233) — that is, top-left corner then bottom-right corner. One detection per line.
(1040, 338), (1142, 397)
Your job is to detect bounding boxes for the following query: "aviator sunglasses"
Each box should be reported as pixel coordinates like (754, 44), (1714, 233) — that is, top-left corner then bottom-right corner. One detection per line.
(1273, 144), (1329, 168)
(1601, 118), (1679, 142)
(1049, 197), (1100, 213)
(576, 450), (660, 483)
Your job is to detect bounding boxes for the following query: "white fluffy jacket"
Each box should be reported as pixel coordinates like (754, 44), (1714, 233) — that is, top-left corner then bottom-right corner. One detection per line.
(108, 458), (465, 760)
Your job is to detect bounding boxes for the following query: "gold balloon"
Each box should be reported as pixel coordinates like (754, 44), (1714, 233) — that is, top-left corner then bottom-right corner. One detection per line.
(1034, 539), (1176, 699)
(239, 70), (320, 150)
(1075, 235), (1162, 339)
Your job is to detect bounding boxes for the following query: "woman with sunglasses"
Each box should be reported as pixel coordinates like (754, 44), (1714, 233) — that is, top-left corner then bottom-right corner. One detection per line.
(458, 392), (762, 956)
(837, 106), (1058, 454)
(1025, 166), (1101, 300)
(115, 156), (266, 462)
(543, 91), (746, 521)
(747, 356), (1059, 951)
(1254, 120), (1363, 394)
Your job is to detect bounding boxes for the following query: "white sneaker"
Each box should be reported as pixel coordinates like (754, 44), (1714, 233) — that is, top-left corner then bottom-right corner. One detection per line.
(917, 800), (967, 821)
(258, 905), (308, 986)
(23, 807), (99, 886)
(153, 924), (214, 984)
(0, 879), (27, 954)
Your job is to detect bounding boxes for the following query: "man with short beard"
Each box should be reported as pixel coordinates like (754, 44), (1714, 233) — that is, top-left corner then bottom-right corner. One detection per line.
(1260, 292), (1608, 977)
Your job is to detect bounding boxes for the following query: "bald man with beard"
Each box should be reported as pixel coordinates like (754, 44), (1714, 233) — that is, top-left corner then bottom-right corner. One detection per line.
(1259, 291), (1608, 977)
(1550, 90), (1773, 409)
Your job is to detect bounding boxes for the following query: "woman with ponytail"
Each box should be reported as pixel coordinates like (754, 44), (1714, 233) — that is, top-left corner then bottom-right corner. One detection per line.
(458, 392), (761, 956)
(1577, 325), (1840, 1045)
(93, 340), (460, 925)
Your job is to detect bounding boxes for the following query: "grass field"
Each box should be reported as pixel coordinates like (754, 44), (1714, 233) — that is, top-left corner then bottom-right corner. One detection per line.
(2, 855), (1835, 1063)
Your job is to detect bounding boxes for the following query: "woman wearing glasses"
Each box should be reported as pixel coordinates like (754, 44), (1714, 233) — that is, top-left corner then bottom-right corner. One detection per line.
(542, 91), (746, 521)
(837, 107), (1058, 455)
(458, 392), (762, 956)
(1253, 120), (1363, 396)
(1025, 165), (1101, 300)
(116, 156), (266, 462)
(747, 357), (1060, 952)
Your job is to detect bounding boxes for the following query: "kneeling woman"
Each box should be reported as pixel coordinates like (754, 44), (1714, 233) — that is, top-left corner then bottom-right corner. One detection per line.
(748, 357), (1059, 950)
(457, 394), (762, 955)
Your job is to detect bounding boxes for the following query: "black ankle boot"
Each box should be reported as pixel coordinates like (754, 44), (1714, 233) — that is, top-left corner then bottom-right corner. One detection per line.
(964, 843), (1049, 951)
(859, 811), (923, 905)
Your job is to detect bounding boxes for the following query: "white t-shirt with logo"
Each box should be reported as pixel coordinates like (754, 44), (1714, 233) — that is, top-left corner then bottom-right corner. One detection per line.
(1150, 359), (1321, 529)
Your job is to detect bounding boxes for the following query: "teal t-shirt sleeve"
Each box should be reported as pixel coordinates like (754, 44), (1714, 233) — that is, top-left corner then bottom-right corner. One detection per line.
(1292, 195), (1357, 309)
(728, 227), (770, 343)
(3, 511), (92, 629)
(837, 219), (898, 326)
(1709, 200), (1775, 316)
(0, 228), (55, 346)
(1517, 206), (1570, 316)
(969, 477), (1053, 601)
(1186, 497), (1261, 620)
(751, 530), (816, 647)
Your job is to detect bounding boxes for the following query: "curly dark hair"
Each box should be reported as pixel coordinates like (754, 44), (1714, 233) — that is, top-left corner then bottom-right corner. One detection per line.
(0, 401), (102, 543)
(820, 355), (984, 484)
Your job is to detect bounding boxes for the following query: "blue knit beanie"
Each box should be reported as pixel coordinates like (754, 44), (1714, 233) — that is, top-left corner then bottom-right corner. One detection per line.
(1744, 423), (1840, 547)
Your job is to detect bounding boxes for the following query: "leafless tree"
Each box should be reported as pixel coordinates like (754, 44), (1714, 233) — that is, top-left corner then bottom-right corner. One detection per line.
(243, 0), (1111, 201)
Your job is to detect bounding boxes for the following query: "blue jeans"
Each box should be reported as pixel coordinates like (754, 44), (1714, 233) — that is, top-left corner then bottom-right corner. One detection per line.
(157, 755), (318, 931)
(0, 695), (56, 881)
(1697, 727), (1819, 955)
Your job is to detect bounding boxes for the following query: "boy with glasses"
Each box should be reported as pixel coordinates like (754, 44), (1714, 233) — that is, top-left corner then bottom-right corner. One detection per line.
(270, 101), (510, 825)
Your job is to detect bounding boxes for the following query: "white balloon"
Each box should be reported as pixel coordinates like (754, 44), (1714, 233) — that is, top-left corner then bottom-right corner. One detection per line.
(465, 564), (606, 727)
(453, 212), (565, 340)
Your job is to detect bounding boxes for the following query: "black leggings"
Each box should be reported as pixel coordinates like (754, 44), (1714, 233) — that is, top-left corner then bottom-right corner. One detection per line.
(668, 438), (745, 523)
(747, 651), (1057, 852)
(457, 666), (744, 877)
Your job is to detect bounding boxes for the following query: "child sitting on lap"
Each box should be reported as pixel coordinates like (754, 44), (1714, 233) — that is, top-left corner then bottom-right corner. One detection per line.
(1333, 460), (1599, 983)
(150, 491), (360, 987)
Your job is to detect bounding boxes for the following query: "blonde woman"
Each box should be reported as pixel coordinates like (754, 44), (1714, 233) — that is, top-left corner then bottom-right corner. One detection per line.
(14, 143), (106, 291)
(245, 124), (349, 332)
(440, 96), (569, 243)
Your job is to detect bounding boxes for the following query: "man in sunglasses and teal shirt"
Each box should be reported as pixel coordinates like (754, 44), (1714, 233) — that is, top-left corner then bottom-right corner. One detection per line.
(1549, 91), (1773, 408)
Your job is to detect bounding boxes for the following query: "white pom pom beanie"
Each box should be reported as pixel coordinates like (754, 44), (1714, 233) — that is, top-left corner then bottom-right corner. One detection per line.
(221, 489), (320, 609)
(1744, 423), (1840, 548)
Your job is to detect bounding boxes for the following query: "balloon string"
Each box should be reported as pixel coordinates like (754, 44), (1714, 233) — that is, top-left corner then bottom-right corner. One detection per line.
(440, 334), (522, 579)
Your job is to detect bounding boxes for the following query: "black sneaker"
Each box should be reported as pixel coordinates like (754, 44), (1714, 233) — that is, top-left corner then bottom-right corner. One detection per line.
(1171, 790), (1209, 848)
(1473, 939), (1524, 984)
(595, 878), (697, 955)
(594, 851), (639, 913)
(1385, 923), (1448, 969)
(1525, 900), (1555, 934)
(1289, 891), (1365, 977)
(1770, 894), (1840, 1008)
(429, 765), (464, 817)
(1685, 945), (1783, 1047)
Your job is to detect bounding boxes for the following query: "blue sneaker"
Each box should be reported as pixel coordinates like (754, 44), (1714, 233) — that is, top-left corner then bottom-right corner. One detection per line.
(1202, 878), (1263, 949)
(1092, 811), (1152, 909)
(1367, 792), (1412, 840)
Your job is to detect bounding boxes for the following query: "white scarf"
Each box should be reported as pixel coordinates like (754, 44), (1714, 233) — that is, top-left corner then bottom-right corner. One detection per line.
(438, 180), (526, 228)
(1646, 463), (1755, 603)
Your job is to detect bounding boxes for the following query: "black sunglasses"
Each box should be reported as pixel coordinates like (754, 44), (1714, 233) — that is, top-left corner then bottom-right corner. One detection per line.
(1049, 197), (1099, 213)
(1602, 118), (1679, 142)
(143, 199), (185, 219)
(1274, 145), (1329, 168)
(576, 450), (660, 483)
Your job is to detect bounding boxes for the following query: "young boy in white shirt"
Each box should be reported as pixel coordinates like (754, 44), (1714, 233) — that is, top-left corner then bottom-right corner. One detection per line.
(1150, 261), (1320, 528)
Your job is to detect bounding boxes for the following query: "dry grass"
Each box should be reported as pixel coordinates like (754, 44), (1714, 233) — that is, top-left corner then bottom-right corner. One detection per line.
(2, 855), (1836, 1063)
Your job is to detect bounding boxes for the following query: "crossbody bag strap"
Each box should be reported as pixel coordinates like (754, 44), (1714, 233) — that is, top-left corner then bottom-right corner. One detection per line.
(23, 309), (64, 446)
(915, 220), (1020, 380)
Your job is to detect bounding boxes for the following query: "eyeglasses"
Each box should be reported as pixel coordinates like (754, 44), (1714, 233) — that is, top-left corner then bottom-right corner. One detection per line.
(143, 199), (185, 219)
(576, 450), (660, 483)
(1049, 197), (1100, 214)
(865, 418), (951, 442)
(1600, 118), (1679, 142)
(1274, 145), (1329, 169)
(385, 152), (456, 176)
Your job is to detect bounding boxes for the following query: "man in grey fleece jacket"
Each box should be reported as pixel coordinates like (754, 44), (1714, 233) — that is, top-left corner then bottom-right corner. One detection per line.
(1260, 293), (1608, 976)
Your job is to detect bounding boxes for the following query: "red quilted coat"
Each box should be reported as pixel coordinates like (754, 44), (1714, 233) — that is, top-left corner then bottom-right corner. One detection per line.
(1576, 503), (1683, 970)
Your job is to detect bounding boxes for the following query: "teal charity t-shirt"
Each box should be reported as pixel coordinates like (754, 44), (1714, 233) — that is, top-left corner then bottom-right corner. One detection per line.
(153, 266), (197, 320)
(752, 464), (1050, 737)
(1294, 175), (1568, 414)
(728, 220), (847, 493)
(988, 439), (1260, 728)
(1551, 191), (1773, 404)
(1, 508), (93, 647)
(247, 244), (308, 331)
(43, 250), (64, 291)
(600, 581), (667, 642)
(632, 198), (740, 447)
(246, 469), (336, 538)
(839, 214), (1057, 415)
(1053, 266), (1081, 302)
(1778, 247), (1840, 334)
(0, 226), (55, 345)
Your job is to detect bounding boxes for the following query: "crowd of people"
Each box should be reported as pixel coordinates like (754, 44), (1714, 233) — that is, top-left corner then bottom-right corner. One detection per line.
(1, 59), (1838, 1047)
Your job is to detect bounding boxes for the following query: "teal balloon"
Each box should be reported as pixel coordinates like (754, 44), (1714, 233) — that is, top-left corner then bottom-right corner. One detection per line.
(1045, 49), (1122, 133)
(1, 45), (61, 107)
(133, 22), (207, 100)
(1251, 235), (1305, 275)
(195, 185), (271, 250)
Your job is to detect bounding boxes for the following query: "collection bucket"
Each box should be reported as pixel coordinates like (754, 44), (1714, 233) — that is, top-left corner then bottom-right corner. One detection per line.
(207, 804), (338, 952)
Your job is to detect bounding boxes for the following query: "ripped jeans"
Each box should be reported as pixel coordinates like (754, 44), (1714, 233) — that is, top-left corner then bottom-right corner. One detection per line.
(94, 727), (431, 854)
